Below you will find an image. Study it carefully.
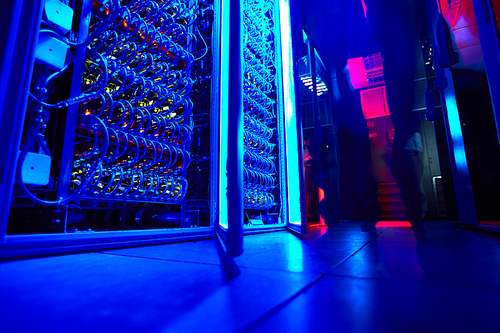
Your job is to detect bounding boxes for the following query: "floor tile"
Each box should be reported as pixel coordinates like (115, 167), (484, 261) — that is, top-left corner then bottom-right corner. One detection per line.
(329, 239), (500, 288)
(2, 221), (499, 332)
(245, 275), (500, 333)
(236, 230), (374, 273)
(102, 237), (222, 266)
(375, 222), (500, 244)
(103, 230), (375, 274)
(0, 252), (320, 333)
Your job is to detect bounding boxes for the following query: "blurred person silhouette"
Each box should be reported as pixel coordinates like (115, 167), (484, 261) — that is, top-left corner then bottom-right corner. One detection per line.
(314, 0), (381, 252)
(303, 138), (319, 222)
(321, 0), (380, 225)
(363, 0), (426, 230)
(309, 136), (341, 226)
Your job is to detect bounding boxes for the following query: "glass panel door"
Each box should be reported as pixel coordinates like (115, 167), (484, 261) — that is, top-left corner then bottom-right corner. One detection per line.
(214, 0), (244, 256)
(278, 0), (307, 234)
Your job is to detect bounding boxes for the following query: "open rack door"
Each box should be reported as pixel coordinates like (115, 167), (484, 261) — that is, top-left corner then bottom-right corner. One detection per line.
(0, 0), (44, 241)
(419, 0), (478, 224)
(279, 0), (307, 234)
(213, 0), (244, 256)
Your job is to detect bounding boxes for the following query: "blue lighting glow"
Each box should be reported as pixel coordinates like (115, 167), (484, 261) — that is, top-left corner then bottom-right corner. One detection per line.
(218, 0), (230, 230)
(299, 75), (329, 96)
(279, 0), (301, 226)
(286, 235), (304, 272)
(444, 91), (468, 172)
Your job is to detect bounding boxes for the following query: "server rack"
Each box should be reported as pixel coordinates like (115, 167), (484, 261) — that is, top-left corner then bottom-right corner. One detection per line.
(0, 0), (305, 259)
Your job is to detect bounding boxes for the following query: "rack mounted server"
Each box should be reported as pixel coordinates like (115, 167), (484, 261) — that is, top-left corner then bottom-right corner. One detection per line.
(0, 0), (305, 258)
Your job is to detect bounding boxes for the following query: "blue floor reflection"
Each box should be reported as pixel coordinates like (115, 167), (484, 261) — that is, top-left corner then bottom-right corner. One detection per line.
(1, 222), (500, 332)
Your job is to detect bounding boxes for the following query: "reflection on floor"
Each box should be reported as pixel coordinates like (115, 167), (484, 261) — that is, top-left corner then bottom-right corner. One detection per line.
(1, 221), (500, 332)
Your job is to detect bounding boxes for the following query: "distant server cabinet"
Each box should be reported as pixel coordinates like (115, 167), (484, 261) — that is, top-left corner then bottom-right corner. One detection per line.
(0, 0), (305, 258)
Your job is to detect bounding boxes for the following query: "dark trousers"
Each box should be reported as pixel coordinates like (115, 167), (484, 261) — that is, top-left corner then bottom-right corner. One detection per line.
(305, 166), (319, 222)
(392, 152), (427, 221)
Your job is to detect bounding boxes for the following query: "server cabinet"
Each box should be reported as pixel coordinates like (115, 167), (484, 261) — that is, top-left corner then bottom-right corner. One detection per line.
(238, 0), (305, 235)
(0, 0), (305, 259)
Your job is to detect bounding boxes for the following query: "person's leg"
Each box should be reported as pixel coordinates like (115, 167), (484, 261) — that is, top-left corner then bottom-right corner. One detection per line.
(406, 154), (425, 221)
(305, 166), (312, 221)
(392, 150), (415, 220)
(413, 154), (428, 218)
(322, 170), (341, 226)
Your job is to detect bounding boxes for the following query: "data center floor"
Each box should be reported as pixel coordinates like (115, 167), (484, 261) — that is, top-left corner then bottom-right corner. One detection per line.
(1, 221), (500, 332)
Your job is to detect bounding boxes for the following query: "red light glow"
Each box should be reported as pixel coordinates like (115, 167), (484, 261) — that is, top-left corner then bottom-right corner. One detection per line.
(360, 86), (390, 119)
(479, 221), (500, 226)
(375, 221), (412, 228)
(439, 0), (483, 66)
(361, 0), (367, 19)
(347, 53), (384, 90)
(347, 57), (368, 90)
(318, 188), (326, 226)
